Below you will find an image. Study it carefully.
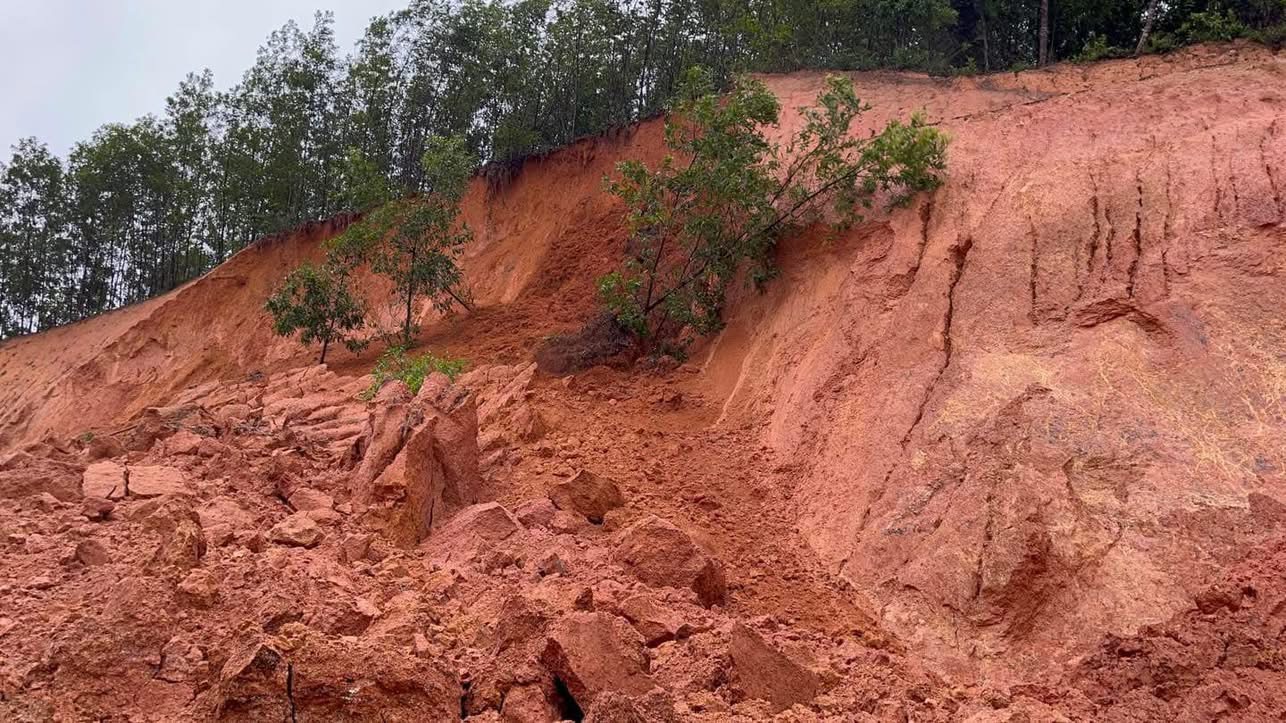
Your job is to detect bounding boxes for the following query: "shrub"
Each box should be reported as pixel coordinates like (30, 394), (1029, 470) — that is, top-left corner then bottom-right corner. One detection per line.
(360, 346), (468, 400)
(1178, 8), (1249, 42)
(1073, 34), (1128, 63)
(1250, 22), (1286, 48)
(599, 67), (947, 353)
(265, 262), (367, 364)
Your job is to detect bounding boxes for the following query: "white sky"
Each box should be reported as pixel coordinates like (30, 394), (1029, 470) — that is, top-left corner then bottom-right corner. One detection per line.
(0, 0), (407, 156)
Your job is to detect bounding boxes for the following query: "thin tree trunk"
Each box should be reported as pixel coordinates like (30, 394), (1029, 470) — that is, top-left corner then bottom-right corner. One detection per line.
(1135, 0), (1161, 56)
(1038, 0), (1050, 66)
(403, 284), (415, 348)
(977, 0), (991, 72)
(320, 336), (330, 364)
(404, 246), (417, 348)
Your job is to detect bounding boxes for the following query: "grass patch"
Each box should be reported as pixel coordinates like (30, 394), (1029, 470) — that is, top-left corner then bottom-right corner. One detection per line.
(359, 346), (468, 400)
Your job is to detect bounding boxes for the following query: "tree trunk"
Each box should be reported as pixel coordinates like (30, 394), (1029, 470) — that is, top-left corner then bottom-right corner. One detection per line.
(403, 285), (415, 348)
(976, 0), (991, 72)
(1135, 0), (1161, 56)
(1038, 0), (1050, 66)
(320, 337), (330, 364)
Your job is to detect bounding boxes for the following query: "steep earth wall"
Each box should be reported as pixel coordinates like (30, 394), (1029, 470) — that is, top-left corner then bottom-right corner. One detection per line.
(707, 42), (1286, 677)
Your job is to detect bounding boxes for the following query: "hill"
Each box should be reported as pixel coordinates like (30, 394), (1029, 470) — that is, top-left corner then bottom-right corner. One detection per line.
(1, 43), (1284, 720)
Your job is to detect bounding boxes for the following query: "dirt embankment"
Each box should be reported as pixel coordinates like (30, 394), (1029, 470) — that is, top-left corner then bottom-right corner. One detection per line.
(0, 42), (1284, 721)
(708, 41), (1286, 681)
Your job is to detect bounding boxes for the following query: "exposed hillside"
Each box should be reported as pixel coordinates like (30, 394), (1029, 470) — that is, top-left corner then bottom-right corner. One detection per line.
(1, 44), (1284, 721)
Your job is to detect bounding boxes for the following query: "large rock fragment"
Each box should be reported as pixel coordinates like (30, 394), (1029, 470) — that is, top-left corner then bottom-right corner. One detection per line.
(288, 488), (334, 512)
(82, 461), (126, 500)
(427, 502), (521, 568)
(725, 624), (822, 713)
(74, 539), (111, 566)
(355, 377), (482, 547)
(127, 465), (188, 497)
(210, 633), (459, 721)
(618, 595), (692, 647)
(549, 470), (624, 523)
(354, 382), (413, 484)
(197, 497), (255, 530)
(269, 512), (323, 548)
(611, 515), (727, 607)
(147, 507), (208, 570)
(500, 684), (561, 723)
(540, 612), (654, 710)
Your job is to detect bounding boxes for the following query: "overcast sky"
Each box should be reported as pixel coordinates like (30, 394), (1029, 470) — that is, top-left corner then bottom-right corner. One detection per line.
(0, 0), (407, 156)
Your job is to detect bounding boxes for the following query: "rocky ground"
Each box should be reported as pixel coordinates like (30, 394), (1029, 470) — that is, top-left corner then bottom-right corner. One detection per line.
(4, 358), (1284, 721)
(0, 363), (946, 721)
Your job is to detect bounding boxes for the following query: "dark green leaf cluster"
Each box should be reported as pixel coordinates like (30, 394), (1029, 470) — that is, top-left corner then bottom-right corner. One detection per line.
(601, 71), (947, 352)
(264, 262), (367, 363)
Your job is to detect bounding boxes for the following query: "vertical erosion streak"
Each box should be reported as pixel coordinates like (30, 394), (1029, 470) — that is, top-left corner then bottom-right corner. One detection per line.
(1027, 213), (1040, 324)
(286, 663), (298, 723)
(1263, 118), (1283, 219)
(900, 235), (976, 450)
(1127, 170), (1144, 298)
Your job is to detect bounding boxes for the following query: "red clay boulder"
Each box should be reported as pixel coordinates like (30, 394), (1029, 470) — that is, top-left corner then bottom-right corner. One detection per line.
(82, 460), (126, 500)
(611, 515), (727, 607)
(618, 595), (693, 647)
(355, 378), (481, 547)
(127, 465), (188, 498)
(540, 612), (654, 710)
(725, 623), (822, 713)
(426, 502), (522, 568)
(268, 512), (323, 548)
(549, 470), (624, 524)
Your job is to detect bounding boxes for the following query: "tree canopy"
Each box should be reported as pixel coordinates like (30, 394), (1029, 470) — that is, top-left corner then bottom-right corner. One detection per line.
(2, 0), (1282, 338)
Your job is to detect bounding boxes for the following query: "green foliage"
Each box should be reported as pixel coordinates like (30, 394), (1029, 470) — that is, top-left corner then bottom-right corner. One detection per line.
(1073, 34), (1129, 62)
(1177, 6), (1250, 41)
(339, 147), (396, 211)
(1250, 21), (1286, 47)
(600, 69), (947, 351)
(330, 136), (474, 347)
(265, 262), (367, 363)
(360, 345), (468, 400)
(7, 0), (1286, 339)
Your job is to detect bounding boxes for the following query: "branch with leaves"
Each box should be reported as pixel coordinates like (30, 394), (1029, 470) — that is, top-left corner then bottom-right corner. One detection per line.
(600, 67), (948, 355)
(265, 261), (367, 363)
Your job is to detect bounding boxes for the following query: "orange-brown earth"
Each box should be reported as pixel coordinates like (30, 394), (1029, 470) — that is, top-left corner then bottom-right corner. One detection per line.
(1, 43), (1284, 721)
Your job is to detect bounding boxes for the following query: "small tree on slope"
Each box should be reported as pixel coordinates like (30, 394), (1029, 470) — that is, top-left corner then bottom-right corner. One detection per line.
(600, 68), (948, 354)
(330, 135), (474, 348)
(265, 262), (367, 363)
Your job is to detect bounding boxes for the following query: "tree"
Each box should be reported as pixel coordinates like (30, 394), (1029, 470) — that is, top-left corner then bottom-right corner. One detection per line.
(1136, 0), (1161, 54)
(599, 67), (948, 353)
(0, 139), (71, 335)
(10, 0), (1286, 340)
(265, 262), (367, 363)
(330, 135), (474, 346)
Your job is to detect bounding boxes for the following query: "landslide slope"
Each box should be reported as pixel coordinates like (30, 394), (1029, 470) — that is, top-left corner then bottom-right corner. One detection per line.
(706, 41), (1286, 680)
(0, 43), (1284, 721)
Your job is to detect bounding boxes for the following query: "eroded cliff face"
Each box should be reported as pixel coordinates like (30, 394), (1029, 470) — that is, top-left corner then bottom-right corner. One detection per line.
(1, 43), (1284, 721)
(709, 42), (1286, 677)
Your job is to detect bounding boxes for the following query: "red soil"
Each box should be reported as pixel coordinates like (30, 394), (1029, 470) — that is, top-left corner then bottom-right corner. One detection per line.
(1, 42), (1284, 721)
